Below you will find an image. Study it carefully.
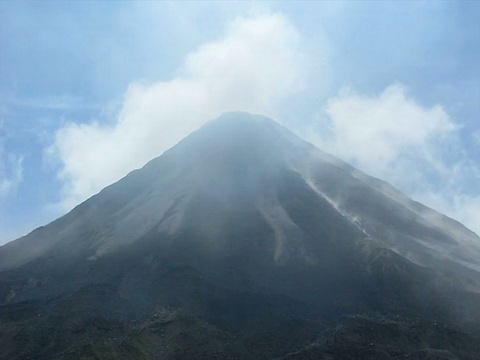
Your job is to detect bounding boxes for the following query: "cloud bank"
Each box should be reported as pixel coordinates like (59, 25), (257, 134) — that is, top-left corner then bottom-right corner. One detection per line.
(315, 84), (455, 179)
(51, 13), (305, 209)
(308, 84), (480, 235)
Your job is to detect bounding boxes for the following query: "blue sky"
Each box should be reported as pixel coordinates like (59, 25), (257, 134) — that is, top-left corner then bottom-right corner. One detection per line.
(1, 1), (479, 244)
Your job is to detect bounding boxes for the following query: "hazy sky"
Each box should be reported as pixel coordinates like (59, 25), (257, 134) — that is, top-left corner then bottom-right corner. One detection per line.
(1, 1), (479, 244)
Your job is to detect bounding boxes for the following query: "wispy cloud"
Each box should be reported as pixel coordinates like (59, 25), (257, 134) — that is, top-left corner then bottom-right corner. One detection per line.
(0, 121), (23, 198)
(0, 151), (23, 198)
(50, 13), (306, 209)
(474, 131), (480, 146)
(1, 95), (96, 111)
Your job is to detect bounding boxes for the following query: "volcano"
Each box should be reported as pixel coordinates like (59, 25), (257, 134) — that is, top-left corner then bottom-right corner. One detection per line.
(1, 112), (480, 359)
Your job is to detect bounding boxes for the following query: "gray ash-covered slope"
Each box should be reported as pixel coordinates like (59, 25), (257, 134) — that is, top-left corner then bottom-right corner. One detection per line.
(1, 112), (480, 359)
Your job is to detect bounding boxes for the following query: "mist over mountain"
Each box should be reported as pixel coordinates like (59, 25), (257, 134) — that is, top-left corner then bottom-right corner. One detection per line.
(1, 112), (480, 359)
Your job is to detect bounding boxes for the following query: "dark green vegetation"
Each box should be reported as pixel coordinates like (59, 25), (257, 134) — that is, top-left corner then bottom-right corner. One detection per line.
(1, 113), (480, 359)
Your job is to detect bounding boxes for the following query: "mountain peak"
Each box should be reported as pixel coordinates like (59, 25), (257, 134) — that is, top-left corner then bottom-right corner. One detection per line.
(205, 111), (275, 128)
(170, 111), (304, 155)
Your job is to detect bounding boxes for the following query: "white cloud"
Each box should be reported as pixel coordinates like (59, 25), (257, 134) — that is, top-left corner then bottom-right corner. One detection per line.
(307, 83), (480, 235)
(50, 13), (306, 209)
(312, 84), (456, 177)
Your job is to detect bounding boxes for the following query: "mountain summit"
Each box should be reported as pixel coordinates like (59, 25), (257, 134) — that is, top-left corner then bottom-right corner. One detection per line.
(1, 112), (480, 359)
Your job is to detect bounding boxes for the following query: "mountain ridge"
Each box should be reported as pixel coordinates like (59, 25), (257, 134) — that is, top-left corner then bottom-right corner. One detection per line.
(1, 111), (480, 359)
(3, 112), (479, 271)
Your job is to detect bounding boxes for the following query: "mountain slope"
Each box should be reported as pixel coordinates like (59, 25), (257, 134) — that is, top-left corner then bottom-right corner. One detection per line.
(1, 112), (480, 359)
